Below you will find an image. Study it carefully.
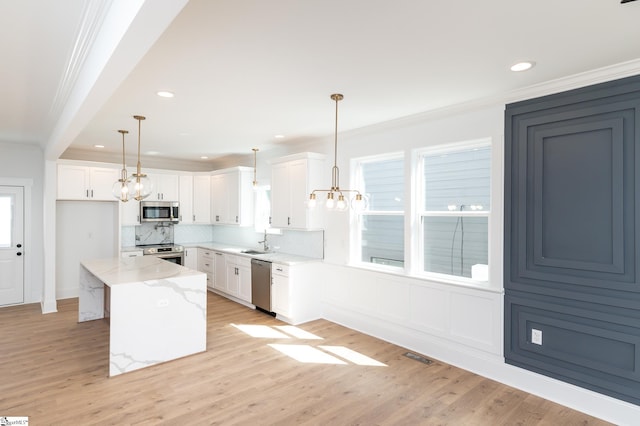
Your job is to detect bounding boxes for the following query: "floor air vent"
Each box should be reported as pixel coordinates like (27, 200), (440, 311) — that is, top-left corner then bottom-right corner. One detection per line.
(404, 352), (433, 365)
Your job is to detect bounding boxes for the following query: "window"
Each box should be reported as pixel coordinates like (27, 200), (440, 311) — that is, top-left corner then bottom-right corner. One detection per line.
(419, 141), (491, 281)
(354, 154), (404, 267)
(0, 196), (12, 247)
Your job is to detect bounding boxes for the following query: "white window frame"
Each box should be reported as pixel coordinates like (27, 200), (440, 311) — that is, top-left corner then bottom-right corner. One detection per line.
(415, 138), (492, 284)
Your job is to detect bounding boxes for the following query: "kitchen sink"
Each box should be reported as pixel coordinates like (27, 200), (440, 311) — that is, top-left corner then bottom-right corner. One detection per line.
(241, 249), (267, 255)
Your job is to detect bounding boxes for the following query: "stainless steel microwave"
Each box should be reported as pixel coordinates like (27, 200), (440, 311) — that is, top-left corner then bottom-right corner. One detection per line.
(140, 201), (180, 223)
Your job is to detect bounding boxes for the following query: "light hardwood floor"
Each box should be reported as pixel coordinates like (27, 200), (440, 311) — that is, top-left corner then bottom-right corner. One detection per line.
(0, 293), (611, 425)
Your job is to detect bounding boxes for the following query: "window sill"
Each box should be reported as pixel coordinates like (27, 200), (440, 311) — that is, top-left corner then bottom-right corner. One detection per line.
(344, 261), (503, 294)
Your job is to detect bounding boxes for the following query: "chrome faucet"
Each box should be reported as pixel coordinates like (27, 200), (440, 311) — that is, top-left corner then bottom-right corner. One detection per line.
(258, 230), (270, 252)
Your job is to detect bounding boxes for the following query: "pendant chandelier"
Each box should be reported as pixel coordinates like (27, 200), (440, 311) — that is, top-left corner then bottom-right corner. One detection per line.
(112, 129), (130, 202)
(125, 115), (153, 200)
(308, 93), (364, 211)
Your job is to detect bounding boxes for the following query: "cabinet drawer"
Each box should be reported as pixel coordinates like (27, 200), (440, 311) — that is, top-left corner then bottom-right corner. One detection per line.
(199, 249), (213, 259)
(272, 263), (289, 277)
(121, 250), (143, 258)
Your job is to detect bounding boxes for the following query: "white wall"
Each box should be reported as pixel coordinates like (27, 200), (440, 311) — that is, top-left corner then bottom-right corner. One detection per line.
(0, 142), (45, 304)
(55, 201), (118, 299)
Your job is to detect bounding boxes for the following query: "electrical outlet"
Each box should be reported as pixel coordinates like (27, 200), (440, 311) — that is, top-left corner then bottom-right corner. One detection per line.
(531, 328), (543, 345)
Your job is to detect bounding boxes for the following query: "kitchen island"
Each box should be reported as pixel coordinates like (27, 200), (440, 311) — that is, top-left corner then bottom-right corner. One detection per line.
(79, 256), (207, 377)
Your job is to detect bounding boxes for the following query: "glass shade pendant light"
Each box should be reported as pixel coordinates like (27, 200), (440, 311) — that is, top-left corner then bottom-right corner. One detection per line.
(112, 129), (130, 202)
(125, 115), (153, 200)
(308, 93), (364, 211)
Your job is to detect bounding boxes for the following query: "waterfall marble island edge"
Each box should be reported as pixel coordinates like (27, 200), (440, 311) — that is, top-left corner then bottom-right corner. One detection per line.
(79, 256), (207, 377)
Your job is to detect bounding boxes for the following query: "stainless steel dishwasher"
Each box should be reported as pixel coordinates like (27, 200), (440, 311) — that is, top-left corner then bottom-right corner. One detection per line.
(251, 258), (273, 314)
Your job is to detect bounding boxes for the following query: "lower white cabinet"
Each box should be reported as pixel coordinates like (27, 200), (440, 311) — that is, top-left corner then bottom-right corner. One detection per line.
(198, 249), (215, 289)
(271, 262), (323, 325)
(271, 263), (290, 317)
(183, 247), (198, 270)
(224, 255), (251, 302)
(213, 251), (226, 291)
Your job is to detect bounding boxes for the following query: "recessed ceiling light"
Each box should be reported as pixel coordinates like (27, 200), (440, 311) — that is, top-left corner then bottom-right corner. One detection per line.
(200, 156), (209, 159)
(274, 134), (285, 139)
(157, 91), (175, 98)
(510, 61), (535, 72)
(94, 144), (104, 148)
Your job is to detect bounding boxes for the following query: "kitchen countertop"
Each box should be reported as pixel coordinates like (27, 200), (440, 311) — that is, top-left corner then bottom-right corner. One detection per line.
(81, 255), (204, 287)
(186, 242), (322, 265)
(122, 242), (322, 265)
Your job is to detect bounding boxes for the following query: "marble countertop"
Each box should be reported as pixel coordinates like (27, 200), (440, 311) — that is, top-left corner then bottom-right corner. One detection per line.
(81, 256), (205, 287)
(181, 242), (322, 265)
(121, 242), (322, 265)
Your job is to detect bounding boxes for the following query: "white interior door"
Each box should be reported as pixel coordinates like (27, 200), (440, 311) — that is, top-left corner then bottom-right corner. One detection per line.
(0, 186), (24, 306)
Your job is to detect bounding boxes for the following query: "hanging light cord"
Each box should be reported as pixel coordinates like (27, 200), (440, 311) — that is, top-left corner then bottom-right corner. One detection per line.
(133, 115), (145, 178)
(331, 94), (342, 192)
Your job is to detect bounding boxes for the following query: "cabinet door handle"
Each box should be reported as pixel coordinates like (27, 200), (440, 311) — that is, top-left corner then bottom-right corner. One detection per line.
(288, 217), (291, 226)
(235, 215), (238, 223)
(269, 216), (272, 225)
(91, 189), (94, 198)
(86, 189), (89, 198)
(193, 215), (196, 222)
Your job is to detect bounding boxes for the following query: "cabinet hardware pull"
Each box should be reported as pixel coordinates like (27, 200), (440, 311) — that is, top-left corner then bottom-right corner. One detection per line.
(288, 217), (291, 225)
(193, 215), (195, 221)
(91, 189), (94, 198)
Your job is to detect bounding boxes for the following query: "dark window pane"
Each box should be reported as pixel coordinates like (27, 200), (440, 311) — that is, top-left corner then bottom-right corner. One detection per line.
(423, 216), (488, 279)
(361, 215), (404, 266)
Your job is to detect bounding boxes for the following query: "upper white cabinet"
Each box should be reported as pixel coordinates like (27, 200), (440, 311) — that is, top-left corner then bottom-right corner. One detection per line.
(192, 175), (211, 224)
(57, 164), (119, 201)
(178, 174), (211, 224)
(178, 175), (194, 224)
(270, 153), (325, 229)
(148, 173), (179, 201)
(120, 199), (140, 225)
(210, 167), (253, 226)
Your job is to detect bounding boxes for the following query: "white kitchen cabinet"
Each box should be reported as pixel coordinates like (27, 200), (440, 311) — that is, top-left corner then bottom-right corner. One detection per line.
(178, 175), (194, 224)
(271, 262), (323, 325)
(270, 153), (325, 229)
(120, 199), (140, 225)
(210, 167), (253, 226)
(271, 263), (290, 317)
(213, 251), (226, 291)
(149, 173), (179, 201)
(224, 255), (251, 302)
(236, 258), (252, 303)
(183, 247), (198, 270)
(57, 164), (119, 201)
(192, 174), (211, 223)
(179, 174), (210, 224)
(198, 248), (215, 289)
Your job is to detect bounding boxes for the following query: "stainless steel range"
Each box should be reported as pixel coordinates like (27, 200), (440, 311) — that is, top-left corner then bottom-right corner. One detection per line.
(140, 244), (184, 265)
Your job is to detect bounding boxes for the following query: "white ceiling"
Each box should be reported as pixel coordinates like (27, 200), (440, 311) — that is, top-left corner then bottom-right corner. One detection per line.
(2, 0), (640, 169)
